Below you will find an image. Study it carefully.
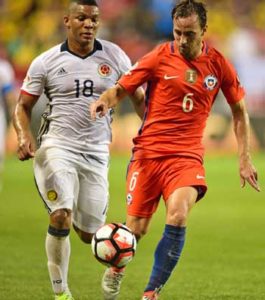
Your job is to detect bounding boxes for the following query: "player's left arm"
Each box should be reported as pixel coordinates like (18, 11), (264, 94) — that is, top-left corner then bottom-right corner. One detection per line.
(229, 98), (260, 192)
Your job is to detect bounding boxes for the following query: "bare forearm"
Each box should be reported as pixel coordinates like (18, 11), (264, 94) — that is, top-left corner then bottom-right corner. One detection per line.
(102, 84), (128, 108)
(13, 103), (32, 140)
(90, 84), (128, 120)
(233, 108), (250, 160)
(13, 93), (38, 160)
(230, 99), (260, 191)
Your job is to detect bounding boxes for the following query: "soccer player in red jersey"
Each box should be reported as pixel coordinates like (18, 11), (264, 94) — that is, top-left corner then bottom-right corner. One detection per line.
(91, 1), (260, 299)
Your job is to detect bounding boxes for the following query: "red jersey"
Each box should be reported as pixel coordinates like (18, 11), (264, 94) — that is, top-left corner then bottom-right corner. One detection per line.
(118, 41), (245, 162)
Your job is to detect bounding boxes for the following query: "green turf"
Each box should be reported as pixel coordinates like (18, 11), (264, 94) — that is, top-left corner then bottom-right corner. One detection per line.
(0, 153), (264, 300)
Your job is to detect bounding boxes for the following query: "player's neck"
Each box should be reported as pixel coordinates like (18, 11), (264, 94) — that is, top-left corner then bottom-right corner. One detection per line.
(67, 39), (95, 57)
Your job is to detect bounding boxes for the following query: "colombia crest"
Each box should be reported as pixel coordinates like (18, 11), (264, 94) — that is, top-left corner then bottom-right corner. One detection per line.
(98, 63), (112, 77)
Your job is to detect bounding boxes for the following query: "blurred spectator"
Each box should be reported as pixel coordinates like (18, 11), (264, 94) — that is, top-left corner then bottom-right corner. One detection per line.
(0, 44), (17, 188)
(228, 19), (265, 149)
(141, 0), (174, 40)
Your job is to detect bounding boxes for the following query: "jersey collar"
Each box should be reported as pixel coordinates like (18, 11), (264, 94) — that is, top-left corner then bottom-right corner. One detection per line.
(60, 39), (103, 59)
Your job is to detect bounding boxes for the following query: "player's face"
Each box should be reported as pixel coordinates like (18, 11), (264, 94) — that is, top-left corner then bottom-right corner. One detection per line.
(64, 4), (100, 47)
(173, 13), (206, 60)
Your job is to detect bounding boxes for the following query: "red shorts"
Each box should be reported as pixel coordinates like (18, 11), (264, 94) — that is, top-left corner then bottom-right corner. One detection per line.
(126, 156), (207, 218)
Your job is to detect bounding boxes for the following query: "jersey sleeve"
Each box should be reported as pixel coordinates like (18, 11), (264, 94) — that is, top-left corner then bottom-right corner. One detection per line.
(118, 46), (159, 95)
(116, 48), (132, 77)
(220, 57), (245, 104)
(21, 55), (46, 96)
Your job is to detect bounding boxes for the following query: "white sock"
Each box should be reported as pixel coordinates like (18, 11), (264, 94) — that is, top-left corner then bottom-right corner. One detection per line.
(45, 233), (71, 294)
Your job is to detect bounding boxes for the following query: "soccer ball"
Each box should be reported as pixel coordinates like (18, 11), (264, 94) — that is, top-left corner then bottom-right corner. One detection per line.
(91, 223), (137, 268)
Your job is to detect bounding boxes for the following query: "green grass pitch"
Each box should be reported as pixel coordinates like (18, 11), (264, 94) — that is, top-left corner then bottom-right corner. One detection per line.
(0, 153), (264, 300)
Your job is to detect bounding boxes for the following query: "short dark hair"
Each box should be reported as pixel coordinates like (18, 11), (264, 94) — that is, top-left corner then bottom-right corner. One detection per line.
(171, 0), (207, 29)
(70, 0), (98, 6)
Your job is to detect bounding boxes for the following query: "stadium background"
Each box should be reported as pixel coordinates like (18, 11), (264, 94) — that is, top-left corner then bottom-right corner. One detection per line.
(0, 1), (264, 300)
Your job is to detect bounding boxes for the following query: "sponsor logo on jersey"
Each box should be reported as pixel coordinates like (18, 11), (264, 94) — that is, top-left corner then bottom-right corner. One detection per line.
(47, 190), (58, 201)
(196, 174), (205, 180)
(98, 63), (112, 77)
(204, 74), (218, 90)
(185, 69), (197, 84)
(57, 67), (67, 76)
(126, 193), (133, 205)
(164, 74), (179, 80)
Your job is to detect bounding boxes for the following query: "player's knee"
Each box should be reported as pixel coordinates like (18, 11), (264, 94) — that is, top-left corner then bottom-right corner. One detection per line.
(50, 209), (71, 229)
(167, 211), (188, 226)
(73, 224), (93, 244)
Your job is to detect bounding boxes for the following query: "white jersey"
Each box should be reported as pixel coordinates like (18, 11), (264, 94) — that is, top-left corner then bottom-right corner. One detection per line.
(21, 39), (131, 155)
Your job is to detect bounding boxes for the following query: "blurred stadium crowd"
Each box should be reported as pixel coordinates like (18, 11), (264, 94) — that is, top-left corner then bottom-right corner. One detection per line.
(0, 0), (265, 151)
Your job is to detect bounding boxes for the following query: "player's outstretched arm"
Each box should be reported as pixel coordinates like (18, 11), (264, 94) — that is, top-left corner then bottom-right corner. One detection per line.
(90, 84), (128, 120)
(13, 93), (39, 161)
(230, 99), (260, 192)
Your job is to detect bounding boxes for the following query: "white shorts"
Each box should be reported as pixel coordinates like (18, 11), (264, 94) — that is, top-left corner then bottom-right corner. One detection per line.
(34, 147), (109, 233)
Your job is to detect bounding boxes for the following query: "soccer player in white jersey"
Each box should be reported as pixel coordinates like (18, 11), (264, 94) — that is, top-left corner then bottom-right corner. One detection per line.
(13, 1), (144, 300)
(0, 57), (16, 191)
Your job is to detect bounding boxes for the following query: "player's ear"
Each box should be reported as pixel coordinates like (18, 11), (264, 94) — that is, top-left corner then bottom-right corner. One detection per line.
(64, 15), (70, 28)
(201, 25), (208, 36)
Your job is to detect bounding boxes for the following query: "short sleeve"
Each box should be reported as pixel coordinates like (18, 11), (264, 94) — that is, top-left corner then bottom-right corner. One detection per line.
(221, 57), (245, 104)
(21, 55), (46, 96)
(118, 46), (159, 95)
(117, 48), (132, 77)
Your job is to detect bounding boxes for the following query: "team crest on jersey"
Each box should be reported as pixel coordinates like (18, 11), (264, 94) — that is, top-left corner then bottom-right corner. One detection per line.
(47, 190), (58, 201)
(98, 63), (112, 77)
(126, 193), (133, 205)
(204, 74), (218, 90)
(185, 69), (197, 84)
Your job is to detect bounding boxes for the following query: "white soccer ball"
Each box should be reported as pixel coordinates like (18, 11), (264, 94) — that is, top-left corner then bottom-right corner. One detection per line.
(91, 223), (137, 268)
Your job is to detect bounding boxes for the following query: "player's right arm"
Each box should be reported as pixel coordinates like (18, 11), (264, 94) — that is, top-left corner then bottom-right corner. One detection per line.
(13, 92), (39, 161)
(90, 84), (145, 120)
(13, 54), (46, 161)
(91, 46), (160, 121)
(90, 83), (130, 120)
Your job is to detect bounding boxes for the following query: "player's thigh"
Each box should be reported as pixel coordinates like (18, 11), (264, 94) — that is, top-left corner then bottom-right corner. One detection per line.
(165, 186), (198, 225)
(126, 159), (162, 218)
(162, 156), (207, 202)
(73, 155), (109, 233)
(34, 147), (79, 213)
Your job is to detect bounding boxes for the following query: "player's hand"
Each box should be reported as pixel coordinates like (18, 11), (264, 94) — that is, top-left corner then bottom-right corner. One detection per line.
(90, 99), (108, 120)
(239, 159), (260, 192)
(17, 135), (35, 161)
